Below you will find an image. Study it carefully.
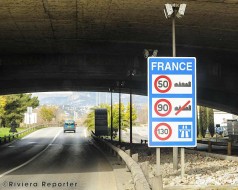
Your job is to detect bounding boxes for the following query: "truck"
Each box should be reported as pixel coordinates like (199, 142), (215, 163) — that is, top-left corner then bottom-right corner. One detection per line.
(95, 109), (108, 136)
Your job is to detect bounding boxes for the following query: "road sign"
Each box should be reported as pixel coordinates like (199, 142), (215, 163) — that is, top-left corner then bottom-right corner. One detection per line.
(154, 123), (172, 141)
(148, 57), (196, 147)
(154, 99), (172, 116)
(154, 75), (172, 93)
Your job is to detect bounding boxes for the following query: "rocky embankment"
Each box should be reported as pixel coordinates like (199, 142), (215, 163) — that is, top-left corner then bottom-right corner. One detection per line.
(113, 143), (238, 189)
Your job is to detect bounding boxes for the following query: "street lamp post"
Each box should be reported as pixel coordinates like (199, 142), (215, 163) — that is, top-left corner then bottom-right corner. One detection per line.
(117, 81), (125, 144)
(164, 3), (187, 172)
(119, 86), (121, 144)
(129, 71), (134, 146)
(172, 16), (176, 57)
(110, 88), (113, 141)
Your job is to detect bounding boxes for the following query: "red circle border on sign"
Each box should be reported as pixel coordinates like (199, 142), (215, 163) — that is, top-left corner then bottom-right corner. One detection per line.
(154, 123), (172, 141)
(154, 99), (172, 117)
(154, 75), (172, 93)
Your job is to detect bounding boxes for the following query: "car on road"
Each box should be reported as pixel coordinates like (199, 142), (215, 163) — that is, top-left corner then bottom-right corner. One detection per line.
(215, 124), (228, 137)
(64, 120), (76, 133)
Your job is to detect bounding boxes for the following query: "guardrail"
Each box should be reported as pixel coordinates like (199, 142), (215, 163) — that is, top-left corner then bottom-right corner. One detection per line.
(141, 139), (148, 144)
(91, 132), (151, 190)
(197, 139), (238, 155)
(0, 124), (44, 144)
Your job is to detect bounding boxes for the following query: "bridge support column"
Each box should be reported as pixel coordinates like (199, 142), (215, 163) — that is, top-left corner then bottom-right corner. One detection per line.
(119, 89), (121, 144)
(110, 89), (113, 141)
(130, 88), (133, 146)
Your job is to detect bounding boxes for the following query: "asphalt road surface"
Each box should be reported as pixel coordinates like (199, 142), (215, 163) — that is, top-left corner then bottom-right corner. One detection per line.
(122, 127), (148, 143)
(0, 127), (117, 190)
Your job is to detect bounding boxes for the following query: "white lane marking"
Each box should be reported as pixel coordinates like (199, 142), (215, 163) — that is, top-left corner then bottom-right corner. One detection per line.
(0, 129), (61, 178)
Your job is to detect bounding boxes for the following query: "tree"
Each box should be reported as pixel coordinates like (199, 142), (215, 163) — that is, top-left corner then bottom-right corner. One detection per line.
(112, 103), (126, 129)
(207, 108), (215, 137)
(0, 96), (6, 116)
(199, 106), (208, 138)
(137, 104), (147, 124)
(0, 96), (7, 127)
(197, 106), (200, 137)
(124, 103), (137, 127)
(3, 94), (39, 127)
(83, 110), (95, 131)
(39, 106), (57, 123)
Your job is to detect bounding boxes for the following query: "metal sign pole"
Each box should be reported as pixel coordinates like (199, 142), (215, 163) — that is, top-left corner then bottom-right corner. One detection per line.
(156, 148), (161, 175)
(156, 148), (163, 190)
(173, 147), (178, 170)
(181, 147), (185, 178)
(172, 15), (176, 57)
(172, 14), (179, 171)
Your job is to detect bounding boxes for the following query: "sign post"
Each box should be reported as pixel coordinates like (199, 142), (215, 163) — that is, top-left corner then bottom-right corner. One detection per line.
(148, 57), (196, 178)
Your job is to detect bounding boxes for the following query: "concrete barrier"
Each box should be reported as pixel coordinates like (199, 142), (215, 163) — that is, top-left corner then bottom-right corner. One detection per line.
(92, 134), (151, 190)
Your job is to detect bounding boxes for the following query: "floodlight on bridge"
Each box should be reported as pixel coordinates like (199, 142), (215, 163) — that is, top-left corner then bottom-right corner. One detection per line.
(152, 50), (158, 57)
(143, 49), (158, 58)
(177, 4), (186, 18)
(131, 69), (136, 76)
(164, 4), (174, 19)
(164, 3), (186, 19)
(143, 49), (149, 58)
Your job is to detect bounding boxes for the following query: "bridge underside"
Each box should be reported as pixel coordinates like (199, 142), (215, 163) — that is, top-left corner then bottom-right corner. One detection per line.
(0, 0), (237, 113)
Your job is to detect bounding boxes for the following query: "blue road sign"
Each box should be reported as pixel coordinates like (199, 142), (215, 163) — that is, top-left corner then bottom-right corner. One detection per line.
(148, 57), (196, 147)
(178, 125), (192, 138)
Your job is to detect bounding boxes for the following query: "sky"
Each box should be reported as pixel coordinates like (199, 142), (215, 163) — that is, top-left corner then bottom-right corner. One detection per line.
(32, 91), (148, 106)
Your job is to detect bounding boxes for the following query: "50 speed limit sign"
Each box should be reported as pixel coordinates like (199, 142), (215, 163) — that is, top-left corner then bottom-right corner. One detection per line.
(154, 75), (172, 93)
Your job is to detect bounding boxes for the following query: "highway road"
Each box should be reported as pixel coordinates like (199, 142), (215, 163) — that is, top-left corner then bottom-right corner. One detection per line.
(0, 127), (117, 190)
(121, 127), (237, 155)
(122, 127), (148, 143)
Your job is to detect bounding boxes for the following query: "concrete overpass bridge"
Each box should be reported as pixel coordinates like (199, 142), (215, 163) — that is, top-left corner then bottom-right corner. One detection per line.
(0, 0), (237, 113)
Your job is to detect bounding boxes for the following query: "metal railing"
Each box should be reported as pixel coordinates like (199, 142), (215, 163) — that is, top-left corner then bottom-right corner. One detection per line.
(0, 124), (44, 144)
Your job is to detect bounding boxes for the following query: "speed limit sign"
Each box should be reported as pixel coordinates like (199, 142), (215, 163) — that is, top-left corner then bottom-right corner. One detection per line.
(154, 75), (172, 93)
(148, 57), (196, 147)
(154, 123), (172, 141)
(154, 99), (172, 116)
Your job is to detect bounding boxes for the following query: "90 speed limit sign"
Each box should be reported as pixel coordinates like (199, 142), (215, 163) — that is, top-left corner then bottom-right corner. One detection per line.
(154, 99), (172, 116)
